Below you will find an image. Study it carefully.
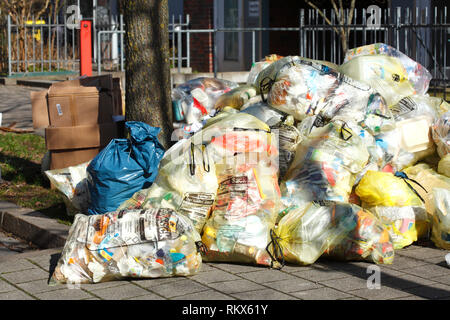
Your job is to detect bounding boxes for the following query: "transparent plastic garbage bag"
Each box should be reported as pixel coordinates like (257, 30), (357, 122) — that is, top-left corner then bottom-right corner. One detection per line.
(281, 120), (370, 205)
(201, 119), (282, 267)
(45, 162), (90, 216)
(355, 170), (429, 249)
(257, 56), (394, 135)
(430, 188), (450, 250)
(432, 112), (450, 158)
(201, 158), (282, 268)
(49, 208), (203, 285)
(343, 43), (432, 96)
(274, 201), (394, 265)
(118, 138), (218, 234)
(339, 54), (416, 107)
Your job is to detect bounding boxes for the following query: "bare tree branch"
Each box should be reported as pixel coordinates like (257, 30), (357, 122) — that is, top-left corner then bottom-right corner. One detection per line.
(305, 0), (340, 35)
(305, 0), (357, 54)
(35, 0), (51, 20)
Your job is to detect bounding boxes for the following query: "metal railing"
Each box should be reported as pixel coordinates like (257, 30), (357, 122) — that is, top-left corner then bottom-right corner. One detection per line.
(0, 14), (191, 77)
(298, 6), (449, 98)
(1, 7), (448, 100)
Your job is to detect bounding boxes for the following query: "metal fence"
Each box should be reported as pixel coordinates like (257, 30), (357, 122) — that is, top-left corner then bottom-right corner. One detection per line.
(0, 14), (191, 76)
(1, 7), (448, 99)
(298, 6), (449, 97)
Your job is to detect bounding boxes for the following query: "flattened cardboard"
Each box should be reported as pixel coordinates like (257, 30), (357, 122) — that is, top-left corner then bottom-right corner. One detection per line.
(31, 90), (50, 129)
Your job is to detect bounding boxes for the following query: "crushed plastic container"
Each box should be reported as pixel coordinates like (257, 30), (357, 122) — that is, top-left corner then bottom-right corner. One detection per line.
(49, 208), (203, 285)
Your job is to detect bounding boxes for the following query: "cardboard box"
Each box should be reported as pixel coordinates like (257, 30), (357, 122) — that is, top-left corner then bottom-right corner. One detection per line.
(45, 121), (123, 170)
(50, 148), (103, 170)
(32, 75), (119, 128)
(31, 90), (50, 129)
(47, 85), (115, 127)
(45, 122), (119, 150)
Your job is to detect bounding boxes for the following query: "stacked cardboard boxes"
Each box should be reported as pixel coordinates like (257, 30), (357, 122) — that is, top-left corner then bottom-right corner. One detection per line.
(31, 75), (124, 170)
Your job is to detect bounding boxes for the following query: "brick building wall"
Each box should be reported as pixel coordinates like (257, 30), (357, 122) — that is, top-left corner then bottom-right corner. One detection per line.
(184, 0), (214, 72)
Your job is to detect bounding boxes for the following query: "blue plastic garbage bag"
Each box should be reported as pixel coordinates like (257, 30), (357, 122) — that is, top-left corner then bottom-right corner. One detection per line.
(86, 121), (165, 215)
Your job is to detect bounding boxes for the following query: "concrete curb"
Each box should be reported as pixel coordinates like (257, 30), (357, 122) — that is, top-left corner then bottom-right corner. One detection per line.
(0, 201), (69, 250)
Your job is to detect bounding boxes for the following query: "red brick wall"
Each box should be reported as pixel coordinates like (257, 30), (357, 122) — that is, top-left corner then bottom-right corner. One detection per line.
(184, 0), (214, 72)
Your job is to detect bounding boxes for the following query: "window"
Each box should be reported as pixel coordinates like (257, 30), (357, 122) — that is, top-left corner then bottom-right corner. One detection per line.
(224, 0), (239, 61)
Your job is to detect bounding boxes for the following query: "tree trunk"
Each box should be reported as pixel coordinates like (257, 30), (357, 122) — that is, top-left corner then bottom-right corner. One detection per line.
(121, 0), (173, 149)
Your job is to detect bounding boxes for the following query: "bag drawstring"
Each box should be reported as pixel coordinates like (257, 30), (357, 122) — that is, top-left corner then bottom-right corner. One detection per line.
(394, 171), (428, 203)
(265, 229), (285, 270)
(259, 76), (275, 103)
(189, 143), (210, 176)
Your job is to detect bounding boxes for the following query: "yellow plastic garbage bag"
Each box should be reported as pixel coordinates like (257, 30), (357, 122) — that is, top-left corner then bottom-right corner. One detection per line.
(339, 55), (415, 107)
(430, 188), (450, 250)
(282, 120), (370, 205)
(274, 201), (394, 265)
(343, 43), (432, 96)
(118, 113), (271, 234)
(438, 154), (450, 177)
(201, 121), (282, 267)
(355, 170), (428, 249)
(201, 159), (282, 268)
(431, 112), (450, 158)
(118, 139), (218, 234)
(403, 163), (450, 217)
(270, 115), (302, 181)
(45, 162), (90, 216)
(260, 56), (393, 136)
(50, 208), (203, 285)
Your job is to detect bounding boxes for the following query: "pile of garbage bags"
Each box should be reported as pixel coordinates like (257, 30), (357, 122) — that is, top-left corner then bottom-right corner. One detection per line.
(48, 44), (450, 285)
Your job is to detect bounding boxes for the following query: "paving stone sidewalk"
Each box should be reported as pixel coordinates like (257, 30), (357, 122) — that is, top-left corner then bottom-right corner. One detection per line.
(0, 83), (449, 301)
(0, 244), (449, 301)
